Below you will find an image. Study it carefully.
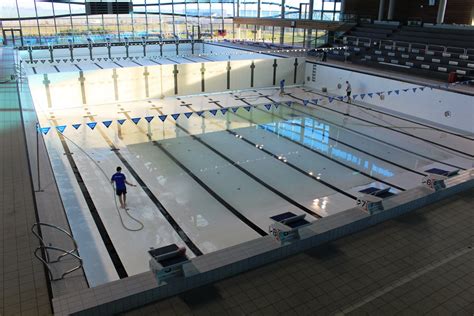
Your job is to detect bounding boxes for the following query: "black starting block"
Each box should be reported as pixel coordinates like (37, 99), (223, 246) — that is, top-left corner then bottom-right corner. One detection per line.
(269, 212), (311, 244)
(425, 168), (459, 177)
(356, 187), (394, 215)
(149, 244), (189, 284)
(422, 173), (447, 191)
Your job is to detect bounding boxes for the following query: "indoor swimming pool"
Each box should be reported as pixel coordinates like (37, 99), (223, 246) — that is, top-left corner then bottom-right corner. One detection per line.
(32, 86), (473, 286)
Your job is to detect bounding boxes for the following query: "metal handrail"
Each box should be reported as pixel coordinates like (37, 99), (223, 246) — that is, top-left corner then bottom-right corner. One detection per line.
(31, 222), (83, 281)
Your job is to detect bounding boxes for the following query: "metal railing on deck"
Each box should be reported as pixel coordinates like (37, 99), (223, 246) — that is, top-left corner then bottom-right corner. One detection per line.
(31, 222), (83, 281)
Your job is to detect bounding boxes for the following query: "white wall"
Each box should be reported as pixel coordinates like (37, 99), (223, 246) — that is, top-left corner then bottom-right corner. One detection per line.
(304, 62), (474, 134)
(28, 57), (305, 109)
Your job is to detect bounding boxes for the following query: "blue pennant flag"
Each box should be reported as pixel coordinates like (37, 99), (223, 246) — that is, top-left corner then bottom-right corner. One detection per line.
(285, 101), (292, 107)
(303, 100), (309, 106)
(274, 103), (279, 108)
(337, 96), (344, 101)
(419, 87), (425, 91)
(244, 106), (251, 112)
(376, 92), (382, 96)
(264, 104), (272, 110)
(171, 113), (180, 120)
(184, 112), (193, 118)
(56, 125), (66, 133)
(387, 91), (392, 96)
(367, 93), (373, 98)
(72, 124), (81, 130)
(352, 95), (358, 99)
(360, 94), (366, 99)
(231, 107), (239, 113)
(131, 117), (141, 124)
(220, 108), (228, 115)
(403, 88), (409, 92)
(40, 127), (51, 135)
(196, 111), (204, 117)
(159, 115), (167, 122)
(87, 122), (97, 130)
(117, 119), (126, 125)
(145, 116), (154, 123)
(209, 109), (218, 116)
(102, 120), (113, 128)
(394, 90), (400, 95)
(328, 97), (334, 103)
(412, 88), (417, 93)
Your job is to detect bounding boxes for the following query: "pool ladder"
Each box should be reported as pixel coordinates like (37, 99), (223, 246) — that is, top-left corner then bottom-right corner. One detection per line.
(31, 222), (83, 281)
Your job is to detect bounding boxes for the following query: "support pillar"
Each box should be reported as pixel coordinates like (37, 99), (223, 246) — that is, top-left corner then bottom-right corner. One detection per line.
(378, 0), (386, 21)
(436, 0), (447, 24)
(387, 0), (395, 20)
(340, 0), (346, 17)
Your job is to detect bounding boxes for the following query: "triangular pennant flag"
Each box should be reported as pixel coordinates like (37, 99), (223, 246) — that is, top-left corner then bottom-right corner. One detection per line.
(231, 107), (239, 113)
(72, 124), (81, 130)
(145, 116), (154, 123)
(328, 97), (334, 103)
(360, 94), (366, 100)
(403, 88), (409, 92)
(56, 59), (60, 63)
(209, 109), (218, 116)
(312, 99), (319, 105)
(77, 59), (81, 62)
(274, 103), (279, 108)
(117, 119), (126, 125)
(387, 91), (392, 96)
(367, 93), (373, 98)
(159, 115), (167, 122)
(40, 127), (51, 135)
(184, 112), (193, 118)
(419, 87), (425, 91)
(131, 117), (141, 124)
(196, 111), (204, 117)
(285, 101), (292, 107)
(394, 90), (400, 95)
(352, 95), (358, 99)
(86, 122), (97, 130)
(264, 104), (272, 110)
(171, 113), (180, 120)
(376, 92), (382, 96)
(412, 88), (417, 93)
(303, 100), (309, 106)
(220, 108), (228, 115)
(41, 60), (45, 64)
(337, 96), (344, 101)
(244, 106), (251, 112)
(102, 120), (113, 128)
(98, 58), (102, 61)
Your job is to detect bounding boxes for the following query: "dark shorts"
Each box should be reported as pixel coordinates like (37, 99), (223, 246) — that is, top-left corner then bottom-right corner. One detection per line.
(347, 91), (352, 97)
(116, 188), (127, 196)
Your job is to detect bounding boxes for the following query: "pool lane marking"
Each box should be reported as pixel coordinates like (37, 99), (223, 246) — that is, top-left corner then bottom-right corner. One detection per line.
(234, 98), (406, 191)
(131, 60), (143, 67)
(288, 92), (473, 158)
(94, 63), (104, 69)
(51, 119), (129, 279)
(113, 61), (123, 68)
(89, 115), (204, 256)
(281, 95), (466, 170)
(183, 101), (332, 218)
(300, 87), (474, 141)
(124, 111), (268, 236)
(259, 95), (427, 177)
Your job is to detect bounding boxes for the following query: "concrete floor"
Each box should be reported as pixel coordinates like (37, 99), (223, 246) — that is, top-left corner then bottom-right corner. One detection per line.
(124, 188), (473, 315)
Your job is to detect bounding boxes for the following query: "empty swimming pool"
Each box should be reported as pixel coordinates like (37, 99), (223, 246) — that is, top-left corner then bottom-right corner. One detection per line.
(32, 85), (473, 286)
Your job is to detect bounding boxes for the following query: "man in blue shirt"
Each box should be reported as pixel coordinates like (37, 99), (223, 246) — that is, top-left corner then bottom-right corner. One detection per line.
(111, 166), (136, 209)
(279, 79), (285, 96)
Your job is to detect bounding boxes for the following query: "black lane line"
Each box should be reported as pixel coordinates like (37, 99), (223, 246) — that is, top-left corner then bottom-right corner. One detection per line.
(173, 121), (318, 216)
(184, 104), (326, 217)
(94, 63), (104, 69)
(284, 96), (467, 170)
(258, 95), (427, 177)
(182, 56), (197, 63)
(131, 60), (143, 66)
(74, 64), (82, 71)
(32, 67), (37, 74)
(232, 97), (406, 191)
(288, 92), (473, 158)
(53, 65), (60, 73)
(123, 112), (267, 236)
(148, 59), (162, 65)
(52, 121), (128, 279)
(90, 117), (204, 256)
(301, 87), (474, 141)
(113, 61), (123, 68)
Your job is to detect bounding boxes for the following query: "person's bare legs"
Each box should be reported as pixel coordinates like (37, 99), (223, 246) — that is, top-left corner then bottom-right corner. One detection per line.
(123, 193), (127, 209)
(119, 194), (125, 209)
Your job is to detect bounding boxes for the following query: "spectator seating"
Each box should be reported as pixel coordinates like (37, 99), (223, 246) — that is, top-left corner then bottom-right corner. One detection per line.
(326, 22), (474, 81)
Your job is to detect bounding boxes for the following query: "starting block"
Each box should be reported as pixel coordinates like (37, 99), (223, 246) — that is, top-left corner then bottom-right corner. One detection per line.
(422, 173), (447, 191)
(269, 212), (311, 244)
(356, 194), (384, 215)
(149, 244), (189, 284)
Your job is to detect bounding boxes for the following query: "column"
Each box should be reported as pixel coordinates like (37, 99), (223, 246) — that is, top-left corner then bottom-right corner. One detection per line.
(340, 0), (346, 16)
(436, 0), (447, 24)
(378, 0), (386, 21)
(387, 0), (395, 20)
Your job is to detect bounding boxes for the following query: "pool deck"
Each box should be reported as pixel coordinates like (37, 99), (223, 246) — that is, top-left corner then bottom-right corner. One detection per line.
(124, 187), (474, 316)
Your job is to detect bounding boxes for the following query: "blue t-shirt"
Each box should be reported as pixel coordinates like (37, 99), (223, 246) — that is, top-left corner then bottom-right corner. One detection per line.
(111, 172), (126, 190)
(280, 80), (285, 88)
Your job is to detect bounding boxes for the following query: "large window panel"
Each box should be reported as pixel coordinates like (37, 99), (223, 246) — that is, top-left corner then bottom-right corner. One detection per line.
(284, 0), (309, 19)
(260, 1), (282, 18)
(239, 0), (258, 17)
